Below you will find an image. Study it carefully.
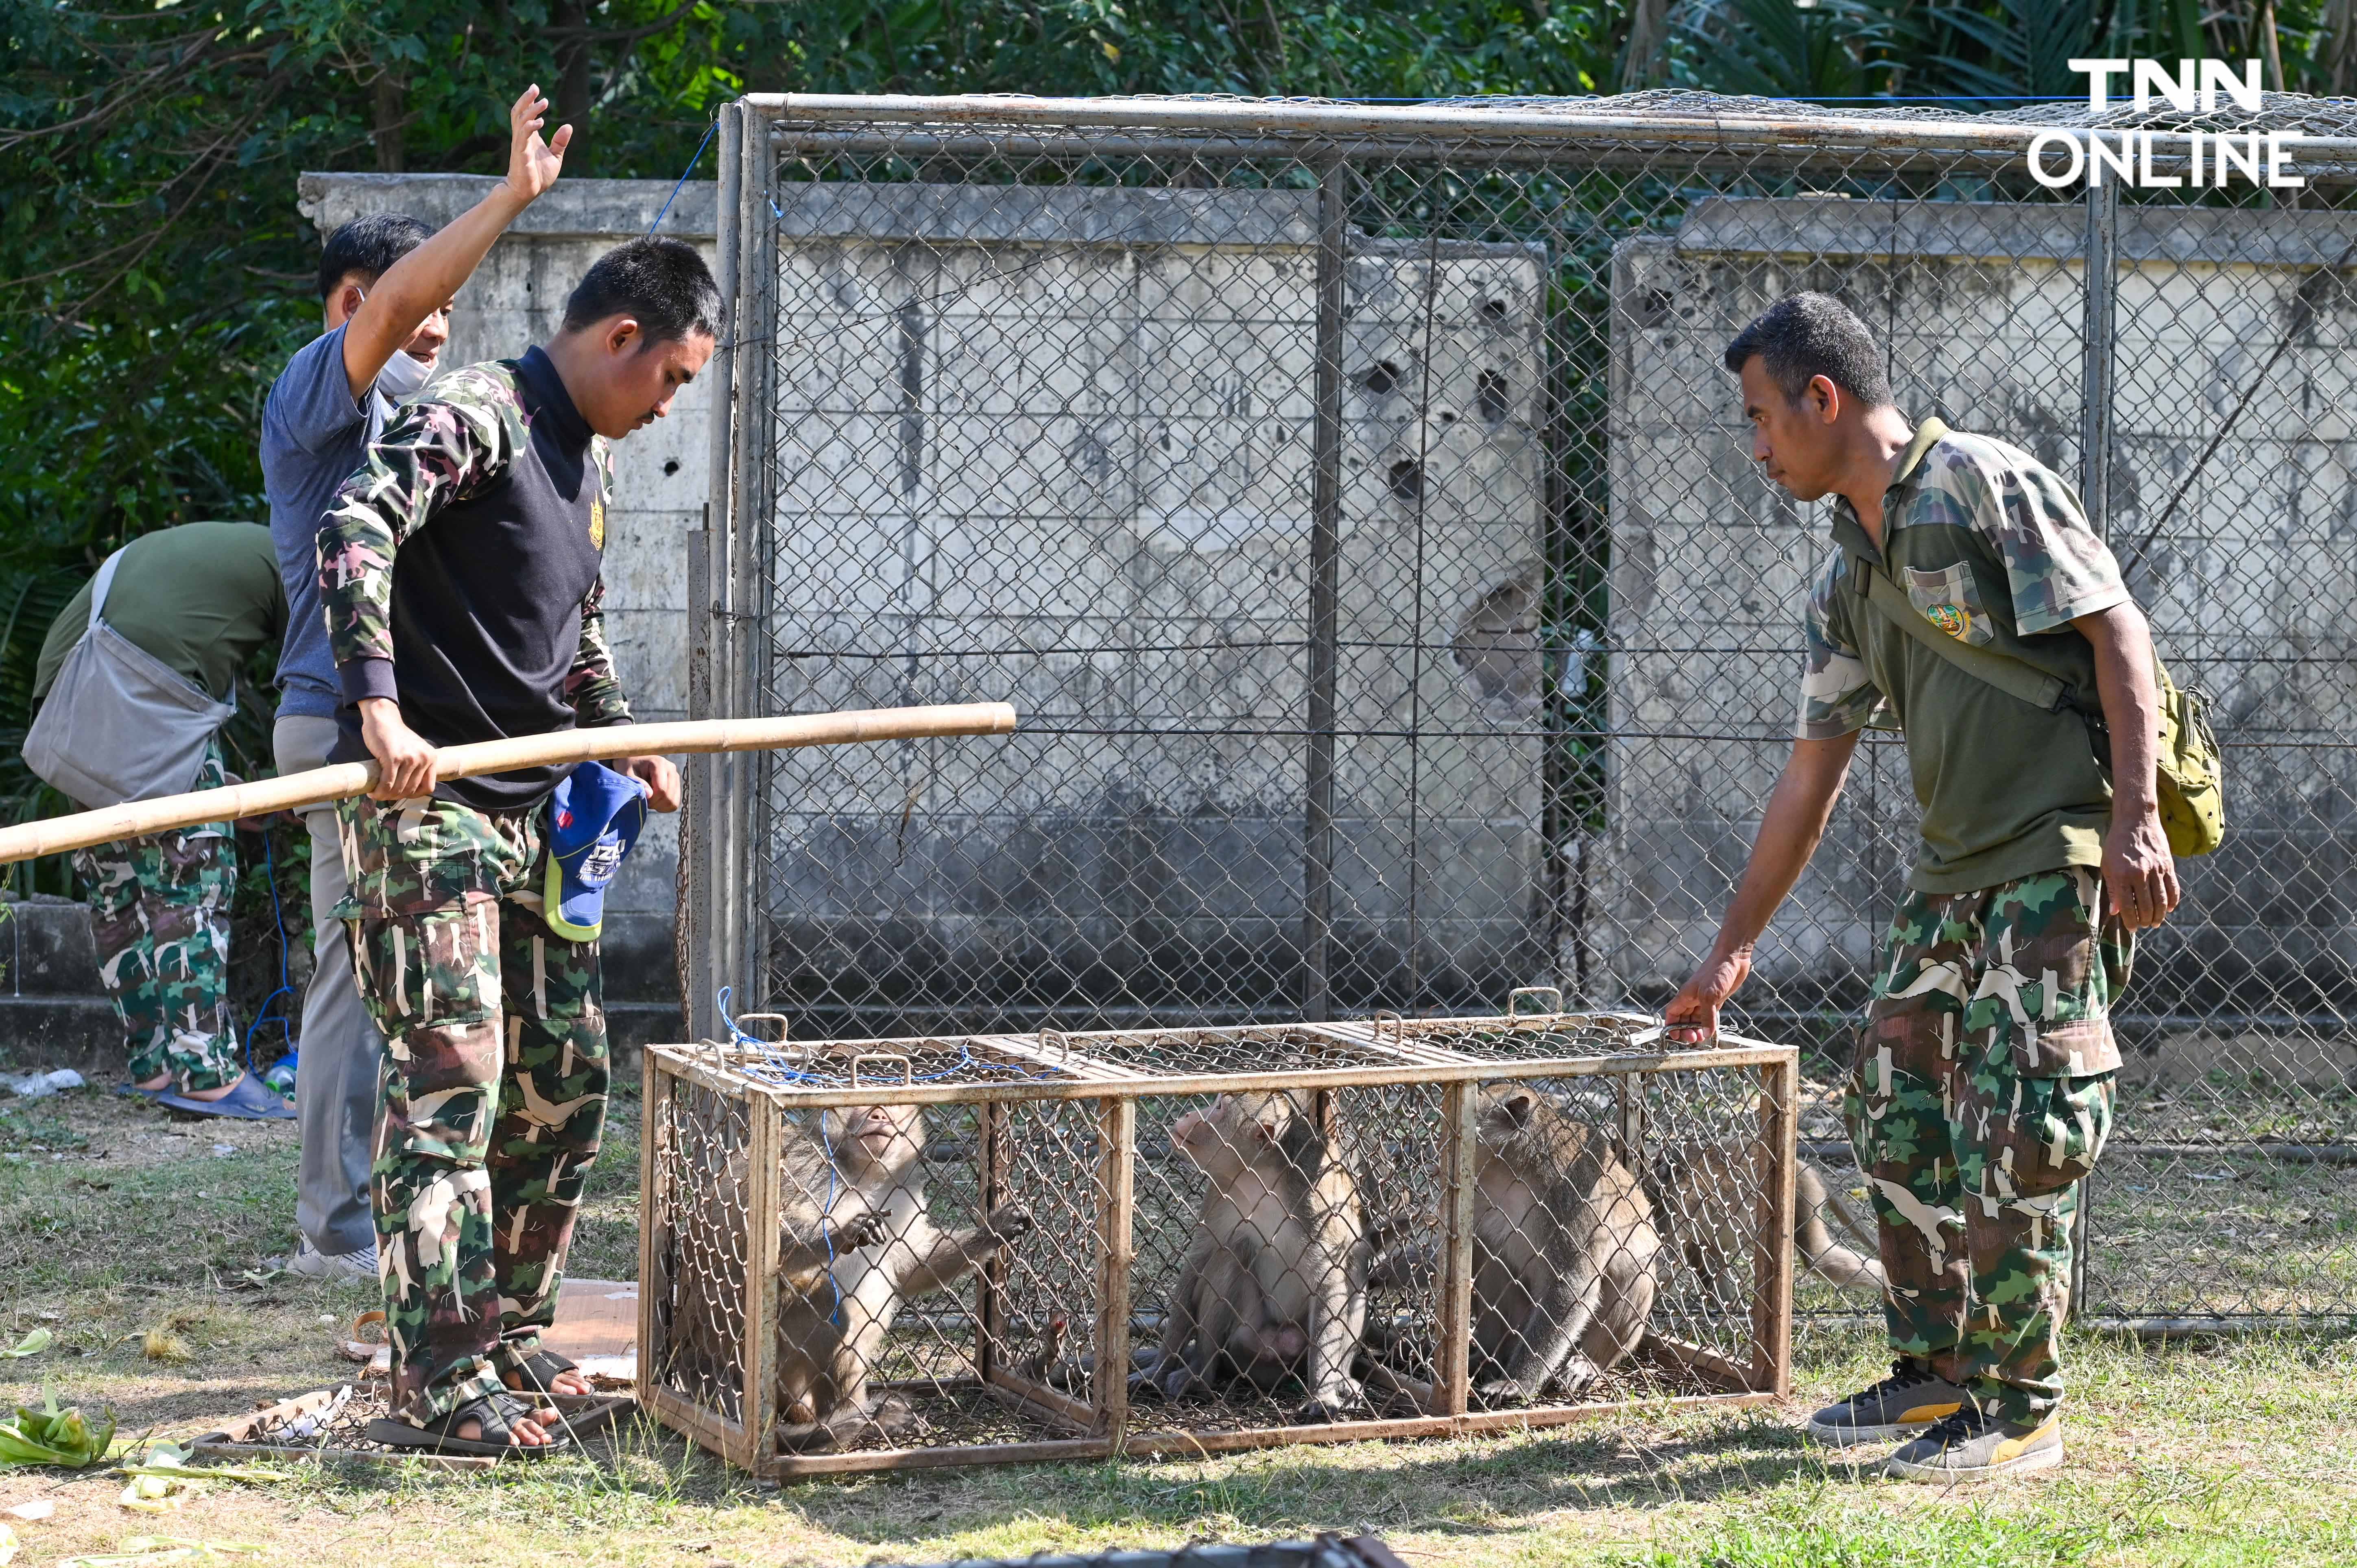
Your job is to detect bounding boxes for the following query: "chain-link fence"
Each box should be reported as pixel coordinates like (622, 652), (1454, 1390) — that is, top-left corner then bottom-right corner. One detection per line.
(682, 91), (2357, 1330)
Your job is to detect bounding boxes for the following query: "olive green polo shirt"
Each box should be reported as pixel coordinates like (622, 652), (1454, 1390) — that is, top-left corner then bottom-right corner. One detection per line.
(1798, 419), (2132, 894)
(34, 521), (287, 705)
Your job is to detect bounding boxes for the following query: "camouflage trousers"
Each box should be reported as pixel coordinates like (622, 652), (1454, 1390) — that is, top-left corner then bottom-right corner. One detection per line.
(1846, 866), (2128, 1424)
(337, 792), (607, 1425)
(70, 746), (238, 1091)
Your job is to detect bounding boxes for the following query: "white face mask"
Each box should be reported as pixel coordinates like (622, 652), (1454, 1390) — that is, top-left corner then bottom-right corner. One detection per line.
(375, 349), (430, 402)
(345, 286), (434, 402)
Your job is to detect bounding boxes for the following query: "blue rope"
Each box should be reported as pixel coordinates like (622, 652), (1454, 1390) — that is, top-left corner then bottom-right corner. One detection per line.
(243, 831), (295, 1073)
(648, 118), (720, 236)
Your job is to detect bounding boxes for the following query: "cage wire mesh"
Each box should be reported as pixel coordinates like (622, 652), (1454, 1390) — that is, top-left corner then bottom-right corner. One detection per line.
(635, 1020), (1795, 1472)
(687, 92), (2357, 1333)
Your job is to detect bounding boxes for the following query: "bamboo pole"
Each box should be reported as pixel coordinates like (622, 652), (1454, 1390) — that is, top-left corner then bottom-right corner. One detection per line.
(0, 702), (1018, 865)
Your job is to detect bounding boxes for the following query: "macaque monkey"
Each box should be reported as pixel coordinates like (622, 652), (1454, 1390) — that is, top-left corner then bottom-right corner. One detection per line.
(771, 1103), (1033, 1452)
(1649, 1144), (1885, 1293)
(1132, 1090), (1372, 1422)
(1467, 1082), (1659, 1404)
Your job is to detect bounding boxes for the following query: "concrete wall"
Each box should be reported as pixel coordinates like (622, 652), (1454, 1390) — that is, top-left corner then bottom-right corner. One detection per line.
(299, 173), (1552, 1035)
(755, 185), (1549, 1027)
(1605, 195), (2357, 1017)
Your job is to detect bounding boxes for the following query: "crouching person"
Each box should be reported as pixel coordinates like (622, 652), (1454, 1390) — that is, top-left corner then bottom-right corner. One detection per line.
(316, 237), (716, 1455)
(1665, 293), (2180, 1480)
(26, 521), (291, 1117)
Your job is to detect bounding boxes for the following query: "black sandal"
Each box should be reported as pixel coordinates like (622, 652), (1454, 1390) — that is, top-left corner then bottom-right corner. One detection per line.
(502, 1349), (585, 1399)
(364, 1390), (573, 1458)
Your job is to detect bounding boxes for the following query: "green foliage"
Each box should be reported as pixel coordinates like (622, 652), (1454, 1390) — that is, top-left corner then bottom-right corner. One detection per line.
(0, 0), (2345, 915)
(1673, 0), (1900, 101)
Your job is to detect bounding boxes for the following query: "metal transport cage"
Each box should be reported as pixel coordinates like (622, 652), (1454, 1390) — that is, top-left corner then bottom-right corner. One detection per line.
(637, 999), (1798, 1475)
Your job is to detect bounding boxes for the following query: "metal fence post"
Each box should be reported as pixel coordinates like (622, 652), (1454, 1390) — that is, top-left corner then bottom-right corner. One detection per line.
(722, 105), (773, 1007)
(2080, 176), (2117, 539)
(1303, 156), (1347, 1025)
(2071, 174), (2118, 1319)
(687, 103), (744, 1046)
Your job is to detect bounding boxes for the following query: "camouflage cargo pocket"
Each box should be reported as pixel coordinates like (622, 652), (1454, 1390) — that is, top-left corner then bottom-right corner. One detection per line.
(354, 900), (500, 1032)
(334, 795), (519, 921)
(1984, 1072), (2115, 1200)
(1969, 869), (2131, 1078)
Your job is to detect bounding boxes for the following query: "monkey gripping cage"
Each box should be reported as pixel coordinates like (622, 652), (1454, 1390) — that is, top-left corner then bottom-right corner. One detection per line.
(638, 1005), (1798, 1474)
(688, 92), (2357, 1331)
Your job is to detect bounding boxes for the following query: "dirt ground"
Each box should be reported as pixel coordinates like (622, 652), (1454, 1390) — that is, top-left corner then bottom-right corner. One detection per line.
(1, 1086), (2353, 1568)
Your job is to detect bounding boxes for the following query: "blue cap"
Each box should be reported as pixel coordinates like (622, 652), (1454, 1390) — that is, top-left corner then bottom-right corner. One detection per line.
(543, 760), (652, 943)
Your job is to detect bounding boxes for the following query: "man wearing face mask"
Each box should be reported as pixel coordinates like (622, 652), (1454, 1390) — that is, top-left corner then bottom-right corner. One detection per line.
(260, 83), (571, 1283)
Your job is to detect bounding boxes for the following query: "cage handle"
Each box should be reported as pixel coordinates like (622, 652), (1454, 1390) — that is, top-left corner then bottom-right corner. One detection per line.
(1505, 986), (1565, 1023)
(1038, 1028), (1074, 1066)
(733, 1011), (792, 1043)
(1370, 1010), (1405, 1044)
(850, 1052), (914, 1088)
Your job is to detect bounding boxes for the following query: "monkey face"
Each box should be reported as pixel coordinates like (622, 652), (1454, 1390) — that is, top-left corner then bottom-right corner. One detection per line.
(825, 1103), (923, 1178)
(1171, 1093), (1295, 1178)
(1475, 1084), (1543, 1151)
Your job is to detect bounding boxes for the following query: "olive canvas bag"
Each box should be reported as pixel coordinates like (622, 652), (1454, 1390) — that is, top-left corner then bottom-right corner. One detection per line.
(21, 549), (236, 808)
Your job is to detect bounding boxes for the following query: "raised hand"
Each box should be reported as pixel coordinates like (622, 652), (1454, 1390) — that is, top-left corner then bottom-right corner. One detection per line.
(504, 84), (572, 205)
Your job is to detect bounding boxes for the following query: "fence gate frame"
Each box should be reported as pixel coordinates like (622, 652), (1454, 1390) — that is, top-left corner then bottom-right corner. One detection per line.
(690, 92), (2357, 1333)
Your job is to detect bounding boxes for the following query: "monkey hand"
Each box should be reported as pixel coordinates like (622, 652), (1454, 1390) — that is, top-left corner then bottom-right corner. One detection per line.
(827, 1209), (890, 1252)
(1553, 1354), (1604, 1400)
(1477, 1376), (1534, 1406)
(1289, 1379), (1373, 1425)
(981, 1202), (1034, 1246)
(1126, 1352), (1190, 1404)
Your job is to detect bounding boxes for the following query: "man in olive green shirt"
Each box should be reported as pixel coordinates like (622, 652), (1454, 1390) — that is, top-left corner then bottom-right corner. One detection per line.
(1663, 294), (2178, 1481)
(33, 520), (290, 1117)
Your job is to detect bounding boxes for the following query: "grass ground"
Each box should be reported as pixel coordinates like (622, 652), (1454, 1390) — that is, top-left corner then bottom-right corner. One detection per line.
(1, 1087), (2352, 1568)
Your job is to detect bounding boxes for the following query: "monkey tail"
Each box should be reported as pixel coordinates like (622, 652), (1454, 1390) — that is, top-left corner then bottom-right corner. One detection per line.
(1798, 1172), (1888, 1291)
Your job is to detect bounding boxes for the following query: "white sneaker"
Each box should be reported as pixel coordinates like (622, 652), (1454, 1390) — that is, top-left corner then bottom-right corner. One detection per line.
(277, 1240), (379, 1282)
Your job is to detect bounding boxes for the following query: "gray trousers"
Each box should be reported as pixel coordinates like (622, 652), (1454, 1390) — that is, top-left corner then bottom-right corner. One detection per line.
(274, 714), (383, 1256)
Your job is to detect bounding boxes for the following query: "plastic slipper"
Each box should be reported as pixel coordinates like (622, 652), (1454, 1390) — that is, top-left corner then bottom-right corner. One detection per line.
(502, 1349), (583, 1398)
(364, 1391), (572, 1459)
(154, 1073), (295, 1121)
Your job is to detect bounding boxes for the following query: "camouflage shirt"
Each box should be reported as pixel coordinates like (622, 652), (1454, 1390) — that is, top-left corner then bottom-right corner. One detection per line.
(1800, 418), (2130, 893)
(317, 349), (631, 809)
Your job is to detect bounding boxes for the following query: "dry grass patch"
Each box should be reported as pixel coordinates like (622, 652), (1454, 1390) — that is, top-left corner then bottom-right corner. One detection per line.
(0, 1087), (2350, 1568)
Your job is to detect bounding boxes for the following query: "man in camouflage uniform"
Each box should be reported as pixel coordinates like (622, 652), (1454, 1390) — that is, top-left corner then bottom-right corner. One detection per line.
(69, 745), (237, 1093)
(317, 236), (715, 1453)
(1665, 293), (2180, 1481)
(31, 520), (291, 1113)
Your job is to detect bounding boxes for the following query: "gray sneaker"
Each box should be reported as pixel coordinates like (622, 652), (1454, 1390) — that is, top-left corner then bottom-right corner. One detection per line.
(1805, 1359), (1972, 1446)
(277, 1240), (379, 1282)
(1884, 1405), (2063, 1481)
